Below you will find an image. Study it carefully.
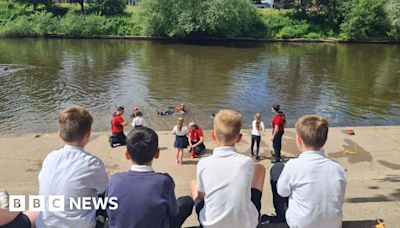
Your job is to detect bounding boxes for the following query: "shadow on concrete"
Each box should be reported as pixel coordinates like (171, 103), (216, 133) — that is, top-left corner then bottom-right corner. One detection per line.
(346, 188), (400, 203)
(328, 139), (372, 164)
(377, 160), (400, 170)
(25, 161), (43, 173)
(372, 174), (400, 183)
(183, 160), (199, 165)
(368, 186), (380, 190)
(159, 147), (168, 151)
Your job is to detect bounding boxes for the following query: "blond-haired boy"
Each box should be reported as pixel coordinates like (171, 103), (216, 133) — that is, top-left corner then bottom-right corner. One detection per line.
(277, 115), (346, 228)
(191, 109), (266, 228)
(37, 106), (108, 228)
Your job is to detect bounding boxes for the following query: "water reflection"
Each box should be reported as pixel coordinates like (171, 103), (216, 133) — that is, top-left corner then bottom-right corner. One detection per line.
(0, 39), (399, 134)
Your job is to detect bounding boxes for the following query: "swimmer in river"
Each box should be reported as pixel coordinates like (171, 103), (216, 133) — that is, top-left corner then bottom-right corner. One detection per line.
(158, 103), (187, 116)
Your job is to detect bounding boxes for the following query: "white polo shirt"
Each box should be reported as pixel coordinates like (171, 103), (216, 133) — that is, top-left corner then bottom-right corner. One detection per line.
(196, 147), (258, 228)
(251, 120), (265, 136)
(277, 150), (347, 228)
(132, 116), (146, 128)
(36, 145), (108, 228)
(172, 125), (188, 136)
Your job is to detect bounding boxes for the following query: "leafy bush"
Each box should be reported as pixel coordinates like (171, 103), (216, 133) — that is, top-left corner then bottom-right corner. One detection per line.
(340, 0), (390, 40)
(138, 0), (266, 38)
(259, 10), (294, 38)
(13, 0), (53, 10)
(58, 12), (107, 35)
(87, 0), (126, 16)
(0, 11), (55, 37)
(276, 22), (310, 39)
(305, 32), (322, 39)
(385, 0), (400, 39)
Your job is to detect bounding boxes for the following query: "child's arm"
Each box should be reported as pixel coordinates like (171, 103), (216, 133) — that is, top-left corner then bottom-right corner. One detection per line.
(276, 163), (292, 198)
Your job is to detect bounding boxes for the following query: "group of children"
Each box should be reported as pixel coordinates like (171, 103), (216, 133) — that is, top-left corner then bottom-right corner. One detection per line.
(1, 105), (347, 228)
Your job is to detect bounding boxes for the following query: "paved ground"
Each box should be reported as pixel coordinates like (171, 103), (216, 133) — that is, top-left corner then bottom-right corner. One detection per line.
(0, 126), (399, 227)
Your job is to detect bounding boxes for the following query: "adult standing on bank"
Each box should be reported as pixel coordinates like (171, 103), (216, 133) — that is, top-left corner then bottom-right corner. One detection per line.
(111, 106), (128, 145)
(271, 105), (286, 163)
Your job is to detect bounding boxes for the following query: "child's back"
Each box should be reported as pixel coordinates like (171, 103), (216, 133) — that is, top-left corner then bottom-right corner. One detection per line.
(107, 171), (176, 228)
(194, 110), (265, 228)
(37, 146), (108, 227)
(106, 127), (193, 228)
(36, 106), (108, 228)
(197, 150), (258, 227)
(277, 115), (346, 228)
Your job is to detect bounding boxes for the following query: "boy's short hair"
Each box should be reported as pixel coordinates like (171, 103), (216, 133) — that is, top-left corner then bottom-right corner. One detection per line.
(58, 105), (93, 143)
(126, 127), (158, 165)
(214, 109), (242, 145)
(295, 115), (329, 150)
(117, 106), (124, 111)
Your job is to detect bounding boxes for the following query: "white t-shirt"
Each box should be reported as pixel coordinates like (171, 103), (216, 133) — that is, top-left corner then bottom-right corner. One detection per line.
(132, 116), (146, 128)
(172, 125), (188, 136)
(36, 145), (108, 228)
(196, 147), (258, 228)
(277, 150), (347, 228)
(251, 120), (264, 136)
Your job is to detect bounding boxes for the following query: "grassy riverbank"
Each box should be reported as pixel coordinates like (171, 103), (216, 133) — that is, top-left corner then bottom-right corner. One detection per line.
(0, 0), (399, 40)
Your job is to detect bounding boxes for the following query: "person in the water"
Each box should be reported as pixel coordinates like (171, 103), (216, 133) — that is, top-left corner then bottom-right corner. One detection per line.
(158, 103), (187, 116)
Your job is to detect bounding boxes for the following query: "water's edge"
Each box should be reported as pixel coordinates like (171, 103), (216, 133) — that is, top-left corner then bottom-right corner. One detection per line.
(2, 35), (400, 44)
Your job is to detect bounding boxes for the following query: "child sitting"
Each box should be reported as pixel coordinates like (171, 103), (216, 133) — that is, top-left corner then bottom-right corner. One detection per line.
(191, 109), (266, 228)
(106, 127), (193, 228)
(36, 105), (108, 228)
(276, 115), (347, 227)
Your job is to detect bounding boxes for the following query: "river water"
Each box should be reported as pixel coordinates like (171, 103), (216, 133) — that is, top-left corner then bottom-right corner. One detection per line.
(0, 39), (399, 134)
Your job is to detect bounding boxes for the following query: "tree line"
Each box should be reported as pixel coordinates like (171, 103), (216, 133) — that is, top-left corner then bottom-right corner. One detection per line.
(0, 0), (399, 40)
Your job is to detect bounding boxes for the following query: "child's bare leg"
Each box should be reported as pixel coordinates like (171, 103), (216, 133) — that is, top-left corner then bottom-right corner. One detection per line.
(176, 149), (179, 164)
(252, 163), (266, 192)
(179, 149), (183, 164)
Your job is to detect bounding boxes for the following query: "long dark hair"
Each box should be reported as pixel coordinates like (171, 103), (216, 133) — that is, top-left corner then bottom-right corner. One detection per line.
(273, 105), (286, 126)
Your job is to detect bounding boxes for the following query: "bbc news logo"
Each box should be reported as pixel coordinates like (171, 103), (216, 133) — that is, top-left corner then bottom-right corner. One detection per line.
(9, 195), (118, 212)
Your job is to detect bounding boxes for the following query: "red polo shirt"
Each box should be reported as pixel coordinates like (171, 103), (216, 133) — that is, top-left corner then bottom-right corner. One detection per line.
(112, 115), (124, 133)
(189, 128), (203, 143)
(272, 114), (285, 133)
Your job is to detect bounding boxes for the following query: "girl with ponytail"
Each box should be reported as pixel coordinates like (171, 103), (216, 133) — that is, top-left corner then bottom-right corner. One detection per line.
(251, 113), (265, 161)
(172, 117), (188, 164)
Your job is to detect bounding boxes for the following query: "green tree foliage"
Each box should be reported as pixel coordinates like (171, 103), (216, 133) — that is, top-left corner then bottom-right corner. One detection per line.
(13, 0), (53, 10)
(138, 0), (266, 38)
(69, 0), (85, 14)
(385, 0), (400, 39)
(87, 0), (126, 16)
(340, 0), (389, 40)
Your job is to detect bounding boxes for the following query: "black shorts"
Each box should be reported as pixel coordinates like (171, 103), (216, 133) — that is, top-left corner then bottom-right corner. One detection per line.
(1, 212), (31, 228)
(195, 188), (262, 216)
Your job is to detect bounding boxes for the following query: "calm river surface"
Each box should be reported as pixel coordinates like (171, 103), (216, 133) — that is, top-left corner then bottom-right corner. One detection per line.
(0, 39), (399, 135)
